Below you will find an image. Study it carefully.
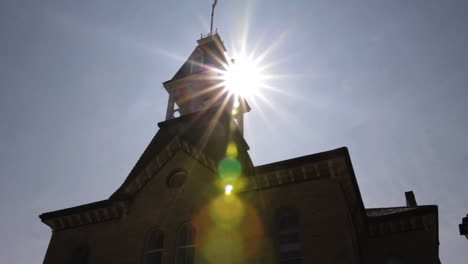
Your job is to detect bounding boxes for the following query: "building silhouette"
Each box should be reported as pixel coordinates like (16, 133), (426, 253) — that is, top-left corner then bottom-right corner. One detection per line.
(40, 34), (440, 264)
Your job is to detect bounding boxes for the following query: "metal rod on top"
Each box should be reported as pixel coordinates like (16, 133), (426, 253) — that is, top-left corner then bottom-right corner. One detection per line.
(210, 0), (218, 35)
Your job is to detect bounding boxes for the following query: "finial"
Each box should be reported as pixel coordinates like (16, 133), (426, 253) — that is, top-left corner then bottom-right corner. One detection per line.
(210, 0), (218, 35)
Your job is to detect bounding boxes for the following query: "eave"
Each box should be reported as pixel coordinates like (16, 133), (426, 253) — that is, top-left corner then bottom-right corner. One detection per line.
(39, 199), (130, 232)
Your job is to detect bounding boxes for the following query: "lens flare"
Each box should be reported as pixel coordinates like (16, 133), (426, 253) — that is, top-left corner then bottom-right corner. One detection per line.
(233, 99), (240, 108)
(226, 142), (238, 157)
(218, 157), (242, 180)
(201, 227), (244, 264)
(225, 184), (233, 195)
(210, 195), (245, 230)
(194, 195), (264, 263)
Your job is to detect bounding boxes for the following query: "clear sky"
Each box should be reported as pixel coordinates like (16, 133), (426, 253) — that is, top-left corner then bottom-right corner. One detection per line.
(1, 0), (467, 263)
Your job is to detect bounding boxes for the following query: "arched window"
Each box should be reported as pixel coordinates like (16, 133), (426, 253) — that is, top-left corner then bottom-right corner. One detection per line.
(144, 229), (164, 264)
(176, 223), (196, 264)
(276, 208), (303, 264)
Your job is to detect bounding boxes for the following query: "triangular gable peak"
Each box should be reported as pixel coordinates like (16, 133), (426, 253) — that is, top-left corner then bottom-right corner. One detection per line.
(112, 107), (253, 199)
(112, 136), (217, 198)
(39, 136), (217, 231)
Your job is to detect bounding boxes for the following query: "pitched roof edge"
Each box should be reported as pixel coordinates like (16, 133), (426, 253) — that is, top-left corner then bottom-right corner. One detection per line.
(39, 136), (219, 225)
(39, 199), (113, 221)
(111, 136), (218, 199)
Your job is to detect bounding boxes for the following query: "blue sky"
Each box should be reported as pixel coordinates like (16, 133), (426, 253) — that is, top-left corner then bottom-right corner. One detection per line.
(1, 0), (467, 263)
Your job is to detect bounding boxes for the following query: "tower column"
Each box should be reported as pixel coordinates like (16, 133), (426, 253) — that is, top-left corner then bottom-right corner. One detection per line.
(238, 114), (244, 136)
(165, 94), (175, 120)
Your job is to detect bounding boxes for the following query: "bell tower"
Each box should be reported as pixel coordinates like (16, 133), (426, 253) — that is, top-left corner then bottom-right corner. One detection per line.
(162, 33), (250, 135)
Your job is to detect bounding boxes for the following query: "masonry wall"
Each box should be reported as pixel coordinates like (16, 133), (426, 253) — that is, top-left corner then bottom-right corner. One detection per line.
(43, 150), (218, 264)
(242, 178), (360, 264)
(42, 150), (438, 264)
(362, 228), (439, 264)
(43, 151), (365, 264)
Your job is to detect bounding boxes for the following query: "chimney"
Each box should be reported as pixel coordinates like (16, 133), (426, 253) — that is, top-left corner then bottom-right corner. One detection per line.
(405, 191), (418, 207)
(460, 214), (468, 239)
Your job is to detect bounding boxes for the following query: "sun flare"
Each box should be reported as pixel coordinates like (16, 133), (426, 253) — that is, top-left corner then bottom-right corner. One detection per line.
(220, 54), (266, 98)
(224, 184), (233, 195)
(160, 29), (289, 126)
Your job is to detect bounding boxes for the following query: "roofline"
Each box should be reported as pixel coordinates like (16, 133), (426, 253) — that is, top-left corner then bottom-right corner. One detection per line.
(197, 33), (227, 52)
(39, 198), (122, 221)
(39, 137), (219, 222)
(255, 147), (347, 173)
(254, 146), (367, 220)
(162, 68), (211, 87)
(342, 146), (367, 220)
(366, 205), (439, 251)
(366, 205), (438, 221)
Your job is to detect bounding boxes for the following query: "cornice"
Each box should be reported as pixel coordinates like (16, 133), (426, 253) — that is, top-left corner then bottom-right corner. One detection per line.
(366, 206), (438, 237)
(40, 200), (129, 232)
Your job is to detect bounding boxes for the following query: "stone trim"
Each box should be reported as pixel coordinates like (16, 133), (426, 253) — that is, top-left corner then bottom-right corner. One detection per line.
(119, 136), (217, 196)
(245, 160), (331, 192)
(246, 150), (368, 237)
(41, 200), (129, 232)
(367, 213), (437, 237)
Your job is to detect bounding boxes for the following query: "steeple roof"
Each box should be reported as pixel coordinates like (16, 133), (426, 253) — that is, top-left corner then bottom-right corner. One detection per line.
(166, 33), (227, 83)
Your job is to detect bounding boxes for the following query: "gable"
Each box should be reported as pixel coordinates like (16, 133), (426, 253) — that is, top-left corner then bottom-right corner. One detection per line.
(39, 136), (218, 231)
(128, 149), (220, 226)
(112, 136), (217, 199)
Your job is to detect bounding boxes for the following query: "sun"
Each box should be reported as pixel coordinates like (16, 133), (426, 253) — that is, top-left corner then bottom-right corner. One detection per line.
(219, 54), (266, 99)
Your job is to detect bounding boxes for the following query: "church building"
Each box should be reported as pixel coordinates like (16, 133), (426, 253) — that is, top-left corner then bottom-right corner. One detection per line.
(40, 33), (441, 264)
